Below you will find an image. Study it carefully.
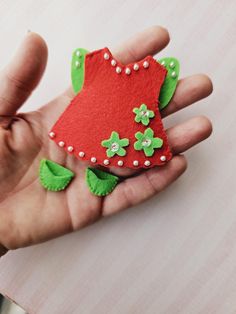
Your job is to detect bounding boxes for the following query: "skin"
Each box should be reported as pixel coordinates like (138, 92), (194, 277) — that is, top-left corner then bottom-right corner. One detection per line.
(0, 26), (213, 255)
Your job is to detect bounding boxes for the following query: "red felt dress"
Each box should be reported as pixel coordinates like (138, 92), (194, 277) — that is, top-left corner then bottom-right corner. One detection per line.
(50, 47), (172, 169)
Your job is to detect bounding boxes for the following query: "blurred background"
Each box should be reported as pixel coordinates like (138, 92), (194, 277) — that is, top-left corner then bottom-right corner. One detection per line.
(0, 294), (26, 314)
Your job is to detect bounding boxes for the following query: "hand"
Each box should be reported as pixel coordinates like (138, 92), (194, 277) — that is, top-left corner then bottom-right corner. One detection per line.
(0, 26), (213, 254)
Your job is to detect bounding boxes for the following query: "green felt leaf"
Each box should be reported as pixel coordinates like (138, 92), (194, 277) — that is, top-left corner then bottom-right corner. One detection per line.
(71, 48), (89, 94)
(86, 167), (119, 196)
(39, 159), (75, 191)
(158, 57), (180, 110)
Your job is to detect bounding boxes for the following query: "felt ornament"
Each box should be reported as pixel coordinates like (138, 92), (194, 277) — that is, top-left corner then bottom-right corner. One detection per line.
(49, 47), (177, 169)
(39, 159), (74, 191)
(86, 167), (119, 196)
(158, 57), (180, 110)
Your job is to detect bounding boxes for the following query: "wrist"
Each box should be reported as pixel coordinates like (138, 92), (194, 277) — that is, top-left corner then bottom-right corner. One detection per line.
(0, 244), (8, 257)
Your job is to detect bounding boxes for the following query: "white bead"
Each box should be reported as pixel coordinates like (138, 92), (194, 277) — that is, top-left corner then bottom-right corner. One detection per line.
(144, 160), (151, 167)
(161, 61), (165, 66)
(111, 142), (120, 152)
(133, 63), (139, 71)
(143, 61), (149, 68)
(118, 160), (123, 166)
(49, 132), (55, 138)
(133, 160), (139, 166)
(76, 50), (80, 57)
(160, 155), (166, 162)
(91, 157), (97, 163)
(104, 53), (110, 60)
(169, 61), (175, 68)
(125, 68), (131, 75)
(58, 141), (65, 147)
(116, 66), (122, 74)
(171, 71), (177, 78)
(67, 146), (74, 152)
(141, 138), (152, 148)
(75, 60), (80, 67)
(79, 151), (85, 157)
(111, 59), (116, 66)
(103, 159), (110, 165)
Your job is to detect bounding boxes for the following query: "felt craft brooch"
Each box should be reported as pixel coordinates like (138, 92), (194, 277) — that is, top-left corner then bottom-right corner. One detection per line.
(40, 47), (180, 196)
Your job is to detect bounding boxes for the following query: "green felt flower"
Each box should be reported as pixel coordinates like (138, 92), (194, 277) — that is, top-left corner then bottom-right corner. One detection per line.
(133, 104), (155, 126)
(101, 131), (129, 158)
(134, 128), (163, 157)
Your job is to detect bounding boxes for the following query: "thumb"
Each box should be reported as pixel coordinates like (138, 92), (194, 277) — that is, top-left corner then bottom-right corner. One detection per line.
(0, 32), (48, 115)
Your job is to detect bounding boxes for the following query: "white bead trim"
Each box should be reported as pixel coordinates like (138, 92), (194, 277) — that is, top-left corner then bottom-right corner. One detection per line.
(104, 53), (110, 60)
(67, 146), (74, 152)
(143, 61), (149, 68)
(111, 59), (116, 66)
(75, 60), (80, 68)
(160, 155), (166, 162)
(79, 151), (85, 157)
(116, 66), (122, 74)
(161, 61), (165, 66)
(49, 132), (55, 138)
(103, 159), (110, 165)
(76, 50), (81, 57)
(91, 157), (97, 163)
(125, 67), (131, 75)
(117, 160), (123, 166)
(144, 160), (151, 167)
(171, 71), (177, 78)
(169, 61), (175, 68)
(58, 141), (65, 147)
(103, 52), (152, 74)
(133, 160), (139, 166)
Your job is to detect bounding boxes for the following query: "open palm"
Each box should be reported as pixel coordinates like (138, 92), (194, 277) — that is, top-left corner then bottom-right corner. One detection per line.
(0, 27), (213, 254)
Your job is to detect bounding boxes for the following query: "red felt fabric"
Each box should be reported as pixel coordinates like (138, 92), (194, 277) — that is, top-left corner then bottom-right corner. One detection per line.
(50, 48), (172, 169)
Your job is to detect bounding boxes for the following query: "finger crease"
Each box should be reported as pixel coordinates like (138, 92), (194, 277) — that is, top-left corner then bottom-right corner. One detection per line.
(144, 171), (162, 195)
(122, 181), (137, 208)
(5, 72), (32, 95)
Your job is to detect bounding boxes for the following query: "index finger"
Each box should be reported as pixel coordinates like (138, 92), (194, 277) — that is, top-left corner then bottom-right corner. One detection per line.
(0, 32), (48, 115)
(113, 25), (170, 64)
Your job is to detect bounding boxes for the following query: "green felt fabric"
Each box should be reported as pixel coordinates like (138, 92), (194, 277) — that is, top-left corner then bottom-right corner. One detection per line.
(158, 57), (180, 110)
(39, 159), (75, 191)
(101, 131), (129, 158)
(134, 127), (163, 157)
(86, 167), (119, 196)
(133, 103), (155, 126)
(71, 48), (89, 94)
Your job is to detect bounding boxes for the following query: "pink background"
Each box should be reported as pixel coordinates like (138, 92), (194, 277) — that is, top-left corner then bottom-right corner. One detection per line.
(0, 1), (236, 313)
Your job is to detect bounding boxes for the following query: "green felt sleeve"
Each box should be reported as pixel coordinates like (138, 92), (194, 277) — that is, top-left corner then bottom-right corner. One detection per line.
(158, 57), (180, 110)
(71, 48), (89, 94)
(39, 159), (75, 191)
(86, 167), (119, 196)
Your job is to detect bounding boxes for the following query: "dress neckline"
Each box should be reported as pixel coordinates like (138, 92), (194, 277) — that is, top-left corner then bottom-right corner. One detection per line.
(103, 47), (158, 69)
